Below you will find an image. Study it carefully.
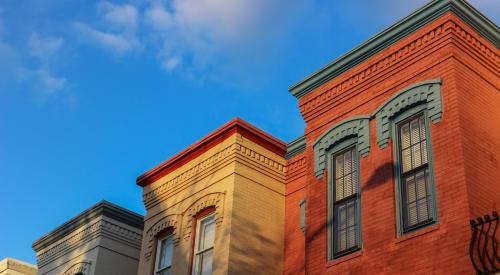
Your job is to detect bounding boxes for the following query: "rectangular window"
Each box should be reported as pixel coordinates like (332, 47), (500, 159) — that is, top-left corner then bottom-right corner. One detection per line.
(155, 234), (173, 275)
(397, 113), (434, 232)
(332, 147), (360, 257)
(193, 214), (215, 275)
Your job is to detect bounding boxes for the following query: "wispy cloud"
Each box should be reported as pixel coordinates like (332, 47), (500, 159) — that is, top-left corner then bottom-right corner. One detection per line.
(74, 22), (141, 55)
(143, 0), (310, 78)
(98, 1), (138, 31)
(28, 33), (64, 61)
(0, 29), (70, 101)
(74, 2), (141, 55)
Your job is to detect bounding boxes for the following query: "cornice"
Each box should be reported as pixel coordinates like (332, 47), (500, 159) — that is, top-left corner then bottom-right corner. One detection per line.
(0, 258), (37, 274)
(142, 136), (287, 209)
(34, 218), (143, 268)
(32, 201), (143, 253)
(137, 118), (286, 187)
(285, 136), (306, 159)
(299, 15), (498, 123)
(289, 0), (499, 99)
(142, 143), (236, 209)
(286, 156), (307, 182)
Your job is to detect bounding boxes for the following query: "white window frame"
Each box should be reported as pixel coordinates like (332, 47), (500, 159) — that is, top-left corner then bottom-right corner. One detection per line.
(192, 213), (215, 275)
(155, 234), (173, 275)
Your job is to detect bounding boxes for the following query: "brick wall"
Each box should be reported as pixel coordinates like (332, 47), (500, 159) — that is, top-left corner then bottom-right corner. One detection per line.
(284, 12), (499, 275)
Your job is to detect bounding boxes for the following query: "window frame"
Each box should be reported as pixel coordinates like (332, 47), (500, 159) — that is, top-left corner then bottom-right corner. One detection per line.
(327, 137), (362, 261)
(391, 105), (439, 236)
(154, 231), (174, 275)
(191, 210), (216, 275)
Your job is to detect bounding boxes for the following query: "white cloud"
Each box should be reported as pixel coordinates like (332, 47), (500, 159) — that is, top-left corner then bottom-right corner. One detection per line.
(36, 68), (67, 93)
(144, 1), (173, 31)
(74, 22), (141, 55)
(143, 0), (307, 75)
(98, 1), (138, 31)
(162, 57), (180, 72)
(28, 33), (64, 60)
(74, 2), (142, 55)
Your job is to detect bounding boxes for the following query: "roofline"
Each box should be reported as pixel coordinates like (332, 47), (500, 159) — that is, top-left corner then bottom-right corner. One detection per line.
(285, 135), (306, 159)
(32, 200), (144, 252)
(289, 0), (499, 99)
(136, 117), (287, 187)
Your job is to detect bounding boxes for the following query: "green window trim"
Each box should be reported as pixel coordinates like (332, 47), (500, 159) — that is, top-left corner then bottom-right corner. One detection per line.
(391, 103), (439, 236)
(313, 116), (370, 179)
(326, 138), (362, 261)
(373, 79), (442, 149)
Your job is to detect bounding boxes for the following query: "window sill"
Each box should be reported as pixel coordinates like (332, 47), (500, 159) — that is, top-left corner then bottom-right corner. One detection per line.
(395, 223), (440, 244)
(326, 250), (363, 268)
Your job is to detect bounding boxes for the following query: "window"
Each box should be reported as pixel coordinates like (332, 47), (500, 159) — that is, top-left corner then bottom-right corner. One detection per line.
(155, 234), (173, 275)
(331, 146), (360, 258)
(396, 113), (436, 232)
(192, 213), (215, 275)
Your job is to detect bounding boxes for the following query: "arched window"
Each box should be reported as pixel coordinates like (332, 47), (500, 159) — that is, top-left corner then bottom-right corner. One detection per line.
(374, 79), (442, 235)
(313, 116), (370, 260)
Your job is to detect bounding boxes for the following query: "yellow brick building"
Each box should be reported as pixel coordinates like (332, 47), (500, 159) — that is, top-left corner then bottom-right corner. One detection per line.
(136, 118), (287, 275)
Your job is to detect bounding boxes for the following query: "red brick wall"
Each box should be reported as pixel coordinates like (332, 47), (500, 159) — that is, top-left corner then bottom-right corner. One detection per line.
(284, 154), (307, 275)
(452, 25), (500, 218)
(284, 12), (499, 275)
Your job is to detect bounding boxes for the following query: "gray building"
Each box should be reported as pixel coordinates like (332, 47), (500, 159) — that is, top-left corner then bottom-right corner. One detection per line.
(32, 201), (143, 275)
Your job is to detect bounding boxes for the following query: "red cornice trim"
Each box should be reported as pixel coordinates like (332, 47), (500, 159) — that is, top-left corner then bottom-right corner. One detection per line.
(136, 118), (286, 187)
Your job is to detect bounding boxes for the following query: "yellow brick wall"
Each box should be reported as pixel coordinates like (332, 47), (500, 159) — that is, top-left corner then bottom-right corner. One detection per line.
(138, 133), (286, 275)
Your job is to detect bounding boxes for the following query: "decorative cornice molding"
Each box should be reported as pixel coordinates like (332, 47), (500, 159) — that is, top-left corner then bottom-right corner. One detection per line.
(182, 192), (225, 241)
(287, 156), (307, 176)
(33, 201), (143, 253)
(0, 258), (37, 274)
(313, 116), (370, 179)
(285, 136), (306, 159)
(144, 214), (182, 261)
(137, 118), (286, 187)
(63, 261), (91, 275)
(373, 79), (443, 149)
(299, 21), (447, 119)
(289, 0), (499, 99)
(35, 219), (143, 267)
(142, 143), (235, 209)
(143, 140), (287, 209)
(235, 143), (287, 174)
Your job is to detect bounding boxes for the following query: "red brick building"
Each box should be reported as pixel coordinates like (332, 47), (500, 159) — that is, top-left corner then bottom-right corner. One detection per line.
(283, 0), (499, 274)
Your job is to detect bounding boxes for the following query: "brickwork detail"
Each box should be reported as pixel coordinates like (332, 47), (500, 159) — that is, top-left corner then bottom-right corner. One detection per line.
(36, 219), (143, 267)
(182, 192), (225, 241)
(373, 79), (442, 148)
(63, 261), (91, 275)
(313, 116), (370, 178)
(144, 214), (182, 261)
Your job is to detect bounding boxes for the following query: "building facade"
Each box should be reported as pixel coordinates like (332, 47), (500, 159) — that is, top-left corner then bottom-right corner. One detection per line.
(0, 258), (36, 275)
(32, 201), (144, 275)
(25, 0), (497, 274)
(136, 0), (499, 274)
(136, 119), (287, 275)
(283, 0), (499, 274)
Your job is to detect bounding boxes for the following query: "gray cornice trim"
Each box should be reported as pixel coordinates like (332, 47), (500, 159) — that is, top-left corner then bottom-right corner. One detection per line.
(289, 0), (499, 99)
(32, 200), (144, 251)
(285, 135), (307, 159)
(373, 79), (443, 149)
(313, 115), (371, 179)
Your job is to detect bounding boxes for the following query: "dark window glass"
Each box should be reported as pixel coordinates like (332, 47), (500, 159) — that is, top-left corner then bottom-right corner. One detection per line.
(332, 147), (360, 257)
(398, 114), (434, 232)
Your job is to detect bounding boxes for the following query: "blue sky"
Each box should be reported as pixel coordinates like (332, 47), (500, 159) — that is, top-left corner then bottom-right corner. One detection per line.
(0, 0), (498, 264)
